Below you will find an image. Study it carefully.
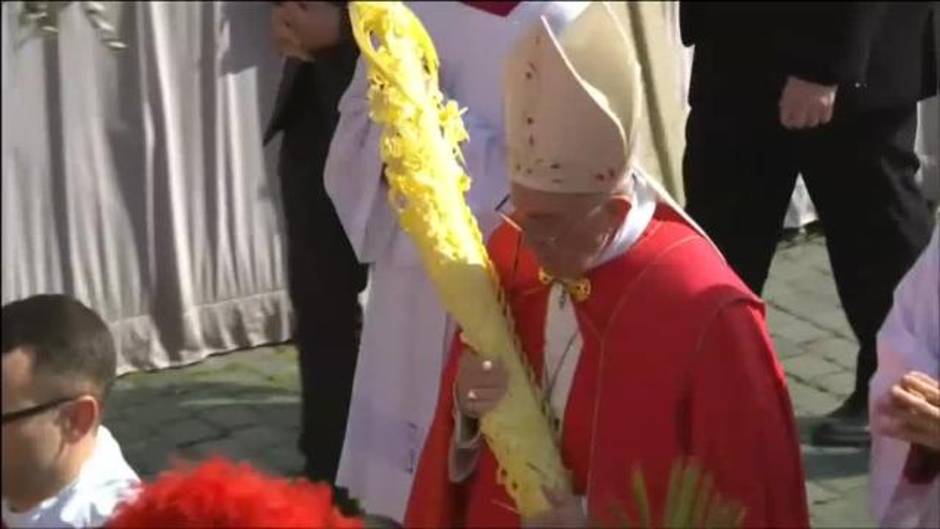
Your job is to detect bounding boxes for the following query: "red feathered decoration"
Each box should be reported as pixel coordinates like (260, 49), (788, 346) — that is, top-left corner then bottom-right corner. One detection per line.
(107, 457), (363, 528)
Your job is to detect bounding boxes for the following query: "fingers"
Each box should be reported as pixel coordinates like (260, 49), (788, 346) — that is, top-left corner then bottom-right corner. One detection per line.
(542, 486), (572, 507)
(779, 104), (801, 130)
(896, 420), (940, 451)
(459, 351), (508, 386)
(778, 77), (836, 130)
(271, 7), (302, 56)
(272, 2), (316, 61)
(282, 1), (308, 18)
(819, 101), (834, 126)
(873, 390), (906, 436)
(804, 108), (823, 129)
(781, 104), (825, 130)
(461, 388), (504, 417)
(456, 350), (509, 417)
(902, 372), (940, 406)
(891, 385), (940, 420)
(887, 385), (940, 448)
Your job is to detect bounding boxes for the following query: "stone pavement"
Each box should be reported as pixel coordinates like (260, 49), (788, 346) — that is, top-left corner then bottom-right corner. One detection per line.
(105, 230), (873, 527)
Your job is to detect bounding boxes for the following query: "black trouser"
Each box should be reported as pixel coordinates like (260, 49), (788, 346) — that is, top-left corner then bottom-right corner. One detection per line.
(684, 98), (934, 401)
(278, 132), (368, 483)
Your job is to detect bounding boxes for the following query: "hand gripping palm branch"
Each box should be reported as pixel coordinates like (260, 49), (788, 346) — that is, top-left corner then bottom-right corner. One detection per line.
(347, 1), (568, 517)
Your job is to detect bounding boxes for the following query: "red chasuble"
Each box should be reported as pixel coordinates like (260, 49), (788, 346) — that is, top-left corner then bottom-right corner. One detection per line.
(405, 206), (809, 528)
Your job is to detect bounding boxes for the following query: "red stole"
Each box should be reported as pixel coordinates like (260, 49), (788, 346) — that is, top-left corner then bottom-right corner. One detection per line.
(405, 206), (809, 527)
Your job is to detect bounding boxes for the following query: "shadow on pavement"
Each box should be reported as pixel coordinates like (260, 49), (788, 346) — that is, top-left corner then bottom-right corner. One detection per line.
(104, 377), (303, 481)
(796, 415), (870, 482)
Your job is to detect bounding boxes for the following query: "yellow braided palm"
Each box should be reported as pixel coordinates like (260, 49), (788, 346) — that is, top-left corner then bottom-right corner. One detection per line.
(348, 1), (568, 516)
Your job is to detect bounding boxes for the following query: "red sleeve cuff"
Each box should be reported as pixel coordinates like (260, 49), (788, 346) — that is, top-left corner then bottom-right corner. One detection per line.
(903, 444), (940, 484)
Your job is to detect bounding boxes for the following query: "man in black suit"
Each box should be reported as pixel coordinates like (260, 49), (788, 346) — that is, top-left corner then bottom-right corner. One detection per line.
(265, 1), (367, 483)
(681, 2), (937, 446)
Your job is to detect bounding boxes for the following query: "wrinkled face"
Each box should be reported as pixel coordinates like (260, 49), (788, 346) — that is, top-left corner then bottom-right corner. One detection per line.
(504, 183), (629, 279)
(2, 349), (75, 506)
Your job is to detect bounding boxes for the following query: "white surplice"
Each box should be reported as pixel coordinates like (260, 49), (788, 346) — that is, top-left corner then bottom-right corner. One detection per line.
(869, 224), (940, 528)
(322, 2), (590, 520)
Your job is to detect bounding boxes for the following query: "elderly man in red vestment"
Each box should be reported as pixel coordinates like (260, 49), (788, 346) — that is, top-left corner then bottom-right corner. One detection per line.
(405, 3), (810, 527)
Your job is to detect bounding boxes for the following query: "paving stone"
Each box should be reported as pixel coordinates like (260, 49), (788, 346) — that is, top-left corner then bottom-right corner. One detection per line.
(783, 355), (843, 384)
(218, 424), (291, 453)
(770, 334), (808, 359)
(768, 258), (810, 282)
(188, 437), (258, 462)
(777, 317), (834, 345)
(225, 387), (299, 404)
(814, 371), (856, 399)
(253, 445), (305, 476)
(788, 379), (841, 416)
(253, 405), (301, 432)
(802, 243), (833, 269)
(105, 418), (156, 446)
(812, 314), (853, 342)
(123, 435), (185, 479)
(192, 365), (270, 386)
(120, 401), (192, 424)
(792, 269), (839, 296)
(198, 405), (265, 430)
(765, 306), (805, 334)
(252, 358), (300, 380)
(159, 417), (225, 447)
(805, 337), (858, 370)
(770, 293), (825, 320)
(805, 481), (840, 506)
(801, 445), (870, 485)
(810, 487), (875, 528)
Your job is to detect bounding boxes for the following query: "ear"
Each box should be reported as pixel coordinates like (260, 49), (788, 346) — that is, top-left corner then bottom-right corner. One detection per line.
(61, 396), (100, 442)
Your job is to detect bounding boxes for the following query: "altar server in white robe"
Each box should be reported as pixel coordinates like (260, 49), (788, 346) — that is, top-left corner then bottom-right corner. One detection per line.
(869, 222), (940, 528)
(321, 1), (589, 520)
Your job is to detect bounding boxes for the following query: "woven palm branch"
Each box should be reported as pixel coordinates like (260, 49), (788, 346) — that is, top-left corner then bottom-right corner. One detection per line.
(346, 1), (569, 518)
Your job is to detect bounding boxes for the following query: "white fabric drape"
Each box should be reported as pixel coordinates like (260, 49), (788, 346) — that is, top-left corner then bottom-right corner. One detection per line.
(2, 2), (291, 374)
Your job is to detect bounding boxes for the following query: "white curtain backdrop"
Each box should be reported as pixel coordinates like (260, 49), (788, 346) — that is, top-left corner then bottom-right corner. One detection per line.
(2, 2), (291, 374)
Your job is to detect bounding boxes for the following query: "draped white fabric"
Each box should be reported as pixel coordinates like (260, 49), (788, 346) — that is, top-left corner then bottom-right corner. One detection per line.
(1, 2), (291, 374)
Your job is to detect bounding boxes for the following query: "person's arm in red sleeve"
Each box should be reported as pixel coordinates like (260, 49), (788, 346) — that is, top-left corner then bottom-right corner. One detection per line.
(688, 299), (810, 528)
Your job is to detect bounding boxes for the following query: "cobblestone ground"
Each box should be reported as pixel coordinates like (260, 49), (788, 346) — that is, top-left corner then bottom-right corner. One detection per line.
(106, 231), (873, 527)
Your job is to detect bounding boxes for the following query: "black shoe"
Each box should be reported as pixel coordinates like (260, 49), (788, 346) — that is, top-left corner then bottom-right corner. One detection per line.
(333, 486), (363, 517)
(811, 395), (870, 447)
(297, 465), (362, 516)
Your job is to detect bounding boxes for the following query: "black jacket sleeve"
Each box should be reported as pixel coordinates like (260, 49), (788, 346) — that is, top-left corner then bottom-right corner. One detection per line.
(679, 2), (889, 86)
(776, 2), (889, 86)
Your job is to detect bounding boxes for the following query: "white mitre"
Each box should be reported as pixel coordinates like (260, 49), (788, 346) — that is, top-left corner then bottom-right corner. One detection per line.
(503, 1), (709, 243)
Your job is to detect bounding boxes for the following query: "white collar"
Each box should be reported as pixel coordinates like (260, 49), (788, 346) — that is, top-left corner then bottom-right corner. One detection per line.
(591, 169), (658, 269)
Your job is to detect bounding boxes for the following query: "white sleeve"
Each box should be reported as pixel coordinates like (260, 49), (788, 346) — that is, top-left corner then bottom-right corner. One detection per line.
(324, 60), (508, 267)
(323, 57), (396, 265)
(869, 225), (940, 526)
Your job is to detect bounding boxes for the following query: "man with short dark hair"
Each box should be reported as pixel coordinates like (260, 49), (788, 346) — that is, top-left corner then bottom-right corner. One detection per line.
(2, 294), (139, 528)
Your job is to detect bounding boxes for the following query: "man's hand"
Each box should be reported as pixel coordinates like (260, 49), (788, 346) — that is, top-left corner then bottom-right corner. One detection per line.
(874, 371), (940, 451)
(521, 487), (586, 528)
(271, 2), (342, 62)
(778, 76), (838, 130)
(455, 348), (508, 419)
